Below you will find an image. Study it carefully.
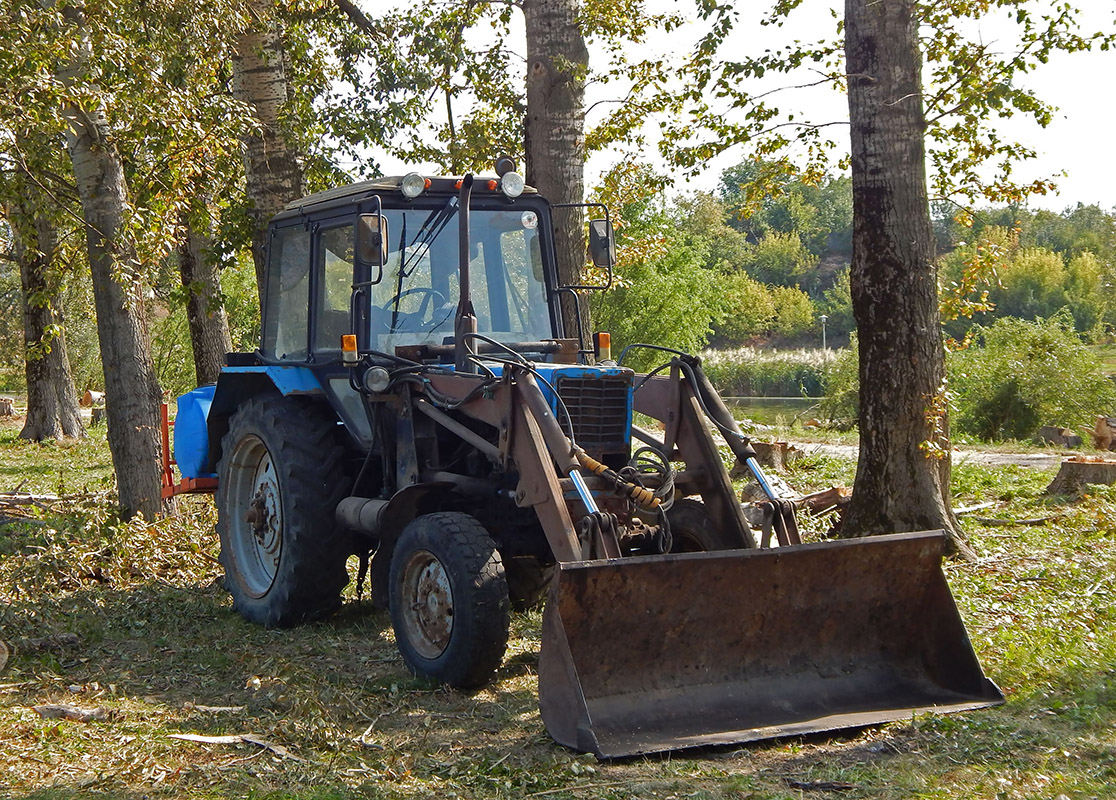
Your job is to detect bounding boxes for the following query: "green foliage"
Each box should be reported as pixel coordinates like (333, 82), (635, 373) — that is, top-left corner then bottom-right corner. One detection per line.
(738, 231), (819, 289)
(591, 238), (718, 373)
(710, 270), (775, 344)
(768, 285), (816, 340)
(950, 314), (1116, 441)
(720, 164), (853, 258)
(818, 336), (859, 423)
(818, 266), (854, 341)
(992, 246), (1067, 321)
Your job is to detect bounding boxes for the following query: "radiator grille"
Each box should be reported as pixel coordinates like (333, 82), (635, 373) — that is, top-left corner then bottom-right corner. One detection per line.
(556, 374), (631, 456)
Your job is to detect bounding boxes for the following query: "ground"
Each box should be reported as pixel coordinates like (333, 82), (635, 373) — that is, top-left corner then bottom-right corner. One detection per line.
(2, 412), (1116, 799)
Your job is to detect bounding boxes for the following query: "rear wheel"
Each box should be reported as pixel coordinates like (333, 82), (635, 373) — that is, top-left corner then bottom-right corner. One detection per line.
(389, 512), (509, 689)
(667, 498), (750, 552)
(216, 396), (350, 627)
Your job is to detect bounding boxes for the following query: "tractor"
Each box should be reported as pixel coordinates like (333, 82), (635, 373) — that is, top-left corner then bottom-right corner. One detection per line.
(168, 161), (1002, 758)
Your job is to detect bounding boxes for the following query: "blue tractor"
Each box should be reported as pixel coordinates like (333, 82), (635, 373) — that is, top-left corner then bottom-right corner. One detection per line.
(170, 162), (1002, 758)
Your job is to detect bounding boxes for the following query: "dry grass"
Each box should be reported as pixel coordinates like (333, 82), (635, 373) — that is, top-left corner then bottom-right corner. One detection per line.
(4, 415), (1116, 799)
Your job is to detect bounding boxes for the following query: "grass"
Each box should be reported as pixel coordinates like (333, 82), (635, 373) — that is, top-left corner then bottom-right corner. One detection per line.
(4, 416), (1116, 799)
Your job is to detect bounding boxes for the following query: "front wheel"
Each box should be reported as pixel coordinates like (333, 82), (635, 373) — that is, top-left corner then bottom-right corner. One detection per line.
(667, 498), (752, 552)
(389, 512), (509, 689)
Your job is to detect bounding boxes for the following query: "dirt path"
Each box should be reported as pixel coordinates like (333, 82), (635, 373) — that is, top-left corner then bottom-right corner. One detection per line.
(791, 441), (1064, 470)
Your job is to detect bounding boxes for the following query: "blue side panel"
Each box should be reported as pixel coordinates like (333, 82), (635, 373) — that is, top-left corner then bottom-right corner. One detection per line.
(221, 365), (324, 396)
(174, 385), (217, 479)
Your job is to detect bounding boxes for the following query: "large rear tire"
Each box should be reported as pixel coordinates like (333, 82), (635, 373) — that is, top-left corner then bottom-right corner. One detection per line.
(389, 512), (509, 689)
(667, 498), (750, 552)
(216, 395), (350, 627)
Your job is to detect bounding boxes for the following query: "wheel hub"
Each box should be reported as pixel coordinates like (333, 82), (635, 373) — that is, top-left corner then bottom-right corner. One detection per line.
(403, 553), (453, 659)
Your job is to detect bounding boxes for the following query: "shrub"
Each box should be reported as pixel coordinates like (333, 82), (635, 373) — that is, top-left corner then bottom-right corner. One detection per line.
(950, 313), (1116, 441)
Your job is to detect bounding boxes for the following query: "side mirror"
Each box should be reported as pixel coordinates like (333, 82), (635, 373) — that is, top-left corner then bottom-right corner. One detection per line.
(588, 218), (615, 268)
(357, 213), (388, 283)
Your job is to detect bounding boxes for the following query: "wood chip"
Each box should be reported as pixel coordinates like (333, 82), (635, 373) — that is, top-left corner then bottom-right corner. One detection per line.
(32, 704), (110, 722)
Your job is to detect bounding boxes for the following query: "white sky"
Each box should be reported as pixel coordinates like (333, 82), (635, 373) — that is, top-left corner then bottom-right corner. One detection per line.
(373, 0), (1116, 212)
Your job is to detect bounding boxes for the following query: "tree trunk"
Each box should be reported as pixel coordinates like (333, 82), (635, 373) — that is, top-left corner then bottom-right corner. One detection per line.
(523, 0), (591, 345)
(232, 1), (304, 299)
(13, 197), (85, 442)
(56, 4), (163, 520)
(178, 210), (232, 386)
(842, 0), (969, 556)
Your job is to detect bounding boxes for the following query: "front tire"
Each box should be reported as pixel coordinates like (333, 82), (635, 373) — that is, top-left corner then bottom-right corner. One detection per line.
(216, 395), (350, 627)
(667, 498), (751, 552)
(389, 512), (509, 689)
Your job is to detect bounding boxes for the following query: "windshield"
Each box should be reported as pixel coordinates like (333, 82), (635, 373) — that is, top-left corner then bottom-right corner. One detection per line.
(371, 204), (554, 354)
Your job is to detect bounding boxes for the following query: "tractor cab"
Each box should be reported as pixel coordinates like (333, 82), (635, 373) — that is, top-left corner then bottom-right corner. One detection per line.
(259, 171), (605, 368)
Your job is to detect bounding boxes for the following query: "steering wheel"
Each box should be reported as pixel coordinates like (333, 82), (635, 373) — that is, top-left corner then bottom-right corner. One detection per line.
(380, 287), (448, 332)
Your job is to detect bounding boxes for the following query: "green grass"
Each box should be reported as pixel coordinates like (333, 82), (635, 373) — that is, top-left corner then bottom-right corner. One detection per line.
(5, 417), (1116, 798)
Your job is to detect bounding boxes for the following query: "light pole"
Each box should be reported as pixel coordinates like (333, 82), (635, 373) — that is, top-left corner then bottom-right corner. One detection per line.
(819, 314), (828, 352)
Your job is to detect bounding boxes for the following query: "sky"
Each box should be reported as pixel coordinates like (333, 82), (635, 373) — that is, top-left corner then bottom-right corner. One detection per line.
(374, 0), (1116, 212)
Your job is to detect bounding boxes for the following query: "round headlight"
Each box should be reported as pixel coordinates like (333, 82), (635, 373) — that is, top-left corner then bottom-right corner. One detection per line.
(500, 171), (525, 198)
(401, 172), (427, 199)
(362, 366), (391, 394)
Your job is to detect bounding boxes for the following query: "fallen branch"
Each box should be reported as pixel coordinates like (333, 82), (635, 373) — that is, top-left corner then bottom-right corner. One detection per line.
(168, 732), (309, 763)
(973, 515), (1061, 527)
(32, 704), (110, 722)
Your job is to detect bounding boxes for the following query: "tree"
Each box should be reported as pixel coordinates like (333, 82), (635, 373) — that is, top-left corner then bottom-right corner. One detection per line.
(6, 163), (84, 441)
(232, 0), (305, 298)
(524, 0), (591, 341)
(55, 3), (165, 520)
(178, 207), (232, 386)
(840, 0), (967, 554)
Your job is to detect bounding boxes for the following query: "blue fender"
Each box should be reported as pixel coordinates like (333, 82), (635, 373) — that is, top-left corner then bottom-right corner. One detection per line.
(175, 365), (326, 476)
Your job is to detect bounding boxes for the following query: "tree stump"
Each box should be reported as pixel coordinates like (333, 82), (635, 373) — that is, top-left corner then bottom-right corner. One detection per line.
(1044, 456), (1116, 495)
(0, 398), (13, 416)
(91, 406), (108, 426)
(731, 441), (804, 475)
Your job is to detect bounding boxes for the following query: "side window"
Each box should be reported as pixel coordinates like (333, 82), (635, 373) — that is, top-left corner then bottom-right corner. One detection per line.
(315, 224), (355, 351)
(263, 226), (311, 360)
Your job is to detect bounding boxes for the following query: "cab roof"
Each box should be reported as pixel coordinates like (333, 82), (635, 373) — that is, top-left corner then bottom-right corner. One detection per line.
(273, 175), (539, 223)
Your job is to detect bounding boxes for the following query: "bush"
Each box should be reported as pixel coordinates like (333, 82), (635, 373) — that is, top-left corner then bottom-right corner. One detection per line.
(950, 313), (1116, 441)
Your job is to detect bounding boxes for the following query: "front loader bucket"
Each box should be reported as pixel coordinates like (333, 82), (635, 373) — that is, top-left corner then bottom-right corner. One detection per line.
(538, 530), (1003, 758)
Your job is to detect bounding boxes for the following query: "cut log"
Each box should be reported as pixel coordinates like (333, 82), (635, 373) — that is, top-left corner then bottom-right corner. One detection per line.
(1037, 425), (1082, 448)
(1044, 456), (1116, 495)
(80, 390), (105, 408)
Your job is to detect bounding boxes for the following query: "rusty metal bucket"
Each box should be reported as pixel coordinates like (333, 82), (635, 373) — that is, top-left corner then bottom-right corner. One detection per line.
(538, 530), (1003, 758)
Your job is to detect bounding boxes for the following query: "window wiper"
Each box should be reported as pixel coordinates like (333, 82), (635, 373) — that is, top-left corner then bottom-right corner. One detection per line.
(400, 196), (458, 277)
